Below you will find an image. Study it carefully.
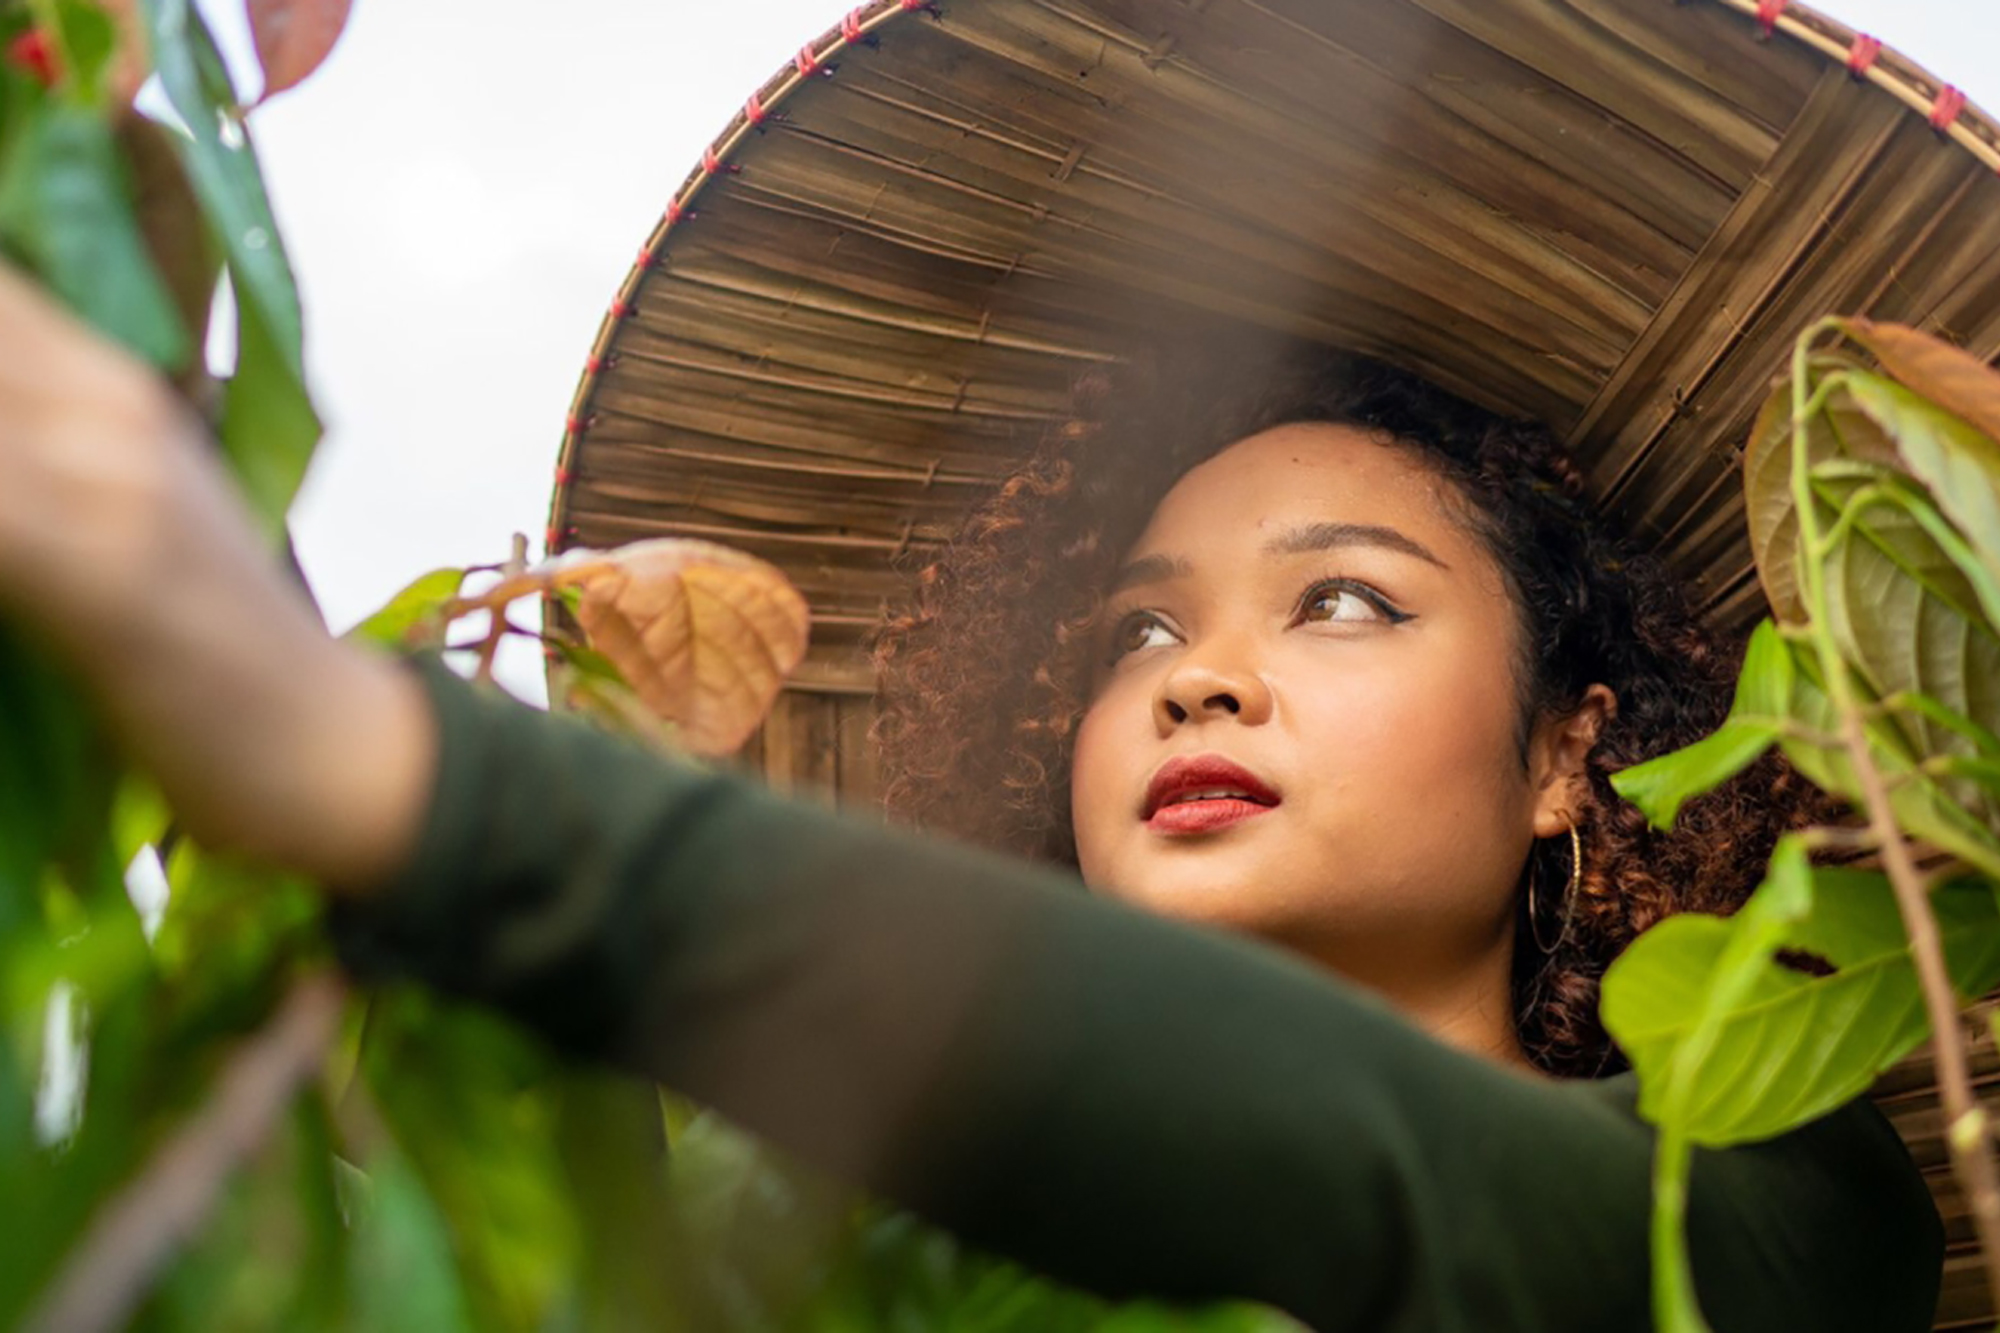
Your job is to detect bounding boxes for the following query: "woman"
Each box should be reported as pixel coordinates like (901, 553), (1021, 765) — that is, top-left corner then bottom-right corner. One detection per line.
(870, 343), (1822, 1079)
(0, 261), (1944, 1329)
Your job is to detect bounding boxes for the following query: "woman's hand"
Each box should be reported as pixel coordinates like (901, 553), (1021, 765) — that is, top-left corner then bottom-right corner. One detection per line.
(0, 261), (205, 644)
(0, 260), (435, 893)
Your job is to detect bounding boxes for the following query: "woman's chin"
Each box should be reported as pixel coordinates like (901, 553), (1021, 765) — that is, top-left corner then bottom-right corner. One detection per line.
(1092, 859), (1345, 941)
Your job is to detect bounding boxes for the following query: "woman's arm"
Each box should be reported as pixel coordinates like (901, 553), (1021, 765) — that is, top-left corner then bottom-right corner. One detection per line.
(334, 659), (1944, 1333)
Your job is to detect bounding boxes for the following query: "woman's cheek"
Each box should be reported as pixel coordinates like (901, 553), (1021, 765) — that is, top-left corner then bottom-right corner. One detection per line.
(1069, 694), (1136, 876)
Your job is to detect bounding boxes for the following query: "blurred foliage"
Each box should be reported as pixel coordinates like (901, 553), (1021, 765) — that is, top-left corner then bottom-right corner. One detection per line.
(0, 4), (1301, 1329)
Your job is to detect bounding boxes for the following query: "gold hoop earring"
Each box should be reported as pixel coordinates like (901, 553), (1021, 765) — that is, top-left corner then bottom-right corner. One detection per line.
(1529, 819), (1583, 955)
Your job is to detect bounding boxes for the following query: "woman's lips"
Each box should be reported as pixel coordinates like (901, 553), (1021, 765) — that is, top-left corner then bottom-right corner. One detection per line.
(1145, 797), (1276, 835)
(1141, 754), (1282, 835)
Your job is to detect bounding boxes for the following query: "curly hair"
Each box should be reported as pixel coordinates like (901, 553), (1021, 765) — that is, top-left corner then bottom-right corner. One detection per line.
(870, 338), (1828, 1079)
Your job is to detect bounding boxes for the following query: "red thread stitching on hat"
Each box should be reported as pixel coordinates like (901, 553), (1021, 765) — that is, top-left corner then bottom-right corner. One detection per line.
(585, 357), (604, 375)
(796, 44), (822, 75)
(565, 416), (585, 435)
(702, 146), (720, 174)
(745, 92), (767, 125)
(1930, 85), (1967, 131)
(841, 9), (865, 42)
(1846, 34), (1881, 76)
(553, 468), (572, 486)
(666, 199), (686, 224)
(609, 300), (632, 319)
(1754, 0), (1785, 33)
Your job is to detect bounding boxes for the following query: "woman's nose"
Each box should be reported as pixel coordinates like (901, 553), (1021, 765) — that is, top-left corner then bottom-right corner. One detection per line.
(1153, 643), (1275, 731)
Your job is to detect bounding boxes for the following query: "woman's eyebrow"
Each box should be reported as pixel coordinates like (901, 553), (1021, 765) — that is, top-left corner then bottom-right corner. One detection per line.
(1108, 553), (1192, 594)
(1262, 521), (1448, 569)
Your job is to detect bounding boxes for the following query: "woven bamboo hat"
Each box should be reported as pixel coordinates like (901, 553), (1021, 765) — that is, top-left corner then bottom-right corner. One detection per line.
(547, 5), (1997, 1321)
(548, 0), (1999, 690)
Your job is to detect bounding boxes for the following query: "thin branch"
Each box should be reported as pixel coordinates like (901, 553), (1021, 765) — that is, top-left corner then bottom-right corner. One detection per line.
(1787, 330), (2000, 1316)
(24, 973), (347, 1333)
(1835, 706), (2000, 1289)
(472, 534), (533, 685)
(1797, 824), (1881, 856)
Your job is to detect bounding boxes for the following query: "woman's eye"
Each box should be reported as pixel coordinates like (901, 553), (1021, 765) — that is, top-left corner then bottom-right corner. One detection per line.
(1109, 612), (1176, 659)
(1299, 581), (1404, 625)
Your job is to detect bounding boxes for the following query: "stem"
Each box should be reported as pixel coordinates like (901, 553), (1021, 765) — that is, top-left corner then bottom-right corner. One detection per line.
(473, 534), (532, 685)
(1798, 825), (1882, 856)
(1786, 330), (2000, 1314)
(1652, 1130), (1698, 1332)
(1805, 482), (1888, 558)
(24, 973), (347, 1333)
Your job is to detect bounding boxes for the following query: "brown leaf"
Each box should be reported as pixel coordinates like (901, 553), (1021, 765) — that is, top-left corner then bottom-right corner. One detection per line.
(1744, 376), (1805, 623)
(1839, 318), (2000, 446)
(549, 539), (811, 757)
(116, 115), (220, 390)
(1742, 354), (1878, 624)
(247, 0), (353, 102)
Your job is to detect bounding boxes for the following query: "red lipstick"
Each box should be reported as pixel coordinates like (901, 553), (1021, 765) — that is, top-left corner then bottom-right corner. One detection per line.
(1142, 755), (1281, 835)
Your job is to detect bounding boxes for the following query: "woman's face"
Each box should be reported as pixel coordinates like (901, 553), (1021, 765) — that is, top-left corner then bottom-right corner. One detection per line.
(1069, 423), (1581, 997)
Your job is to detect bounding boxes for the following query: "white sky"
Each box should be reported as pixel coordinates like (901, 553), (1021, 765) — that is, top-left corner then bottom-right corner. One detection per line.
(216, 0), (2000, 701)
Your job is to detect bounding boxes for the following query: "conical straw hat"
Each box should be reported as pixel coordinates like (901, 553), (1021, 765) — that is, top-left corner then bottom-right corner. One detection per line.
(544, 1), (1999, 1321)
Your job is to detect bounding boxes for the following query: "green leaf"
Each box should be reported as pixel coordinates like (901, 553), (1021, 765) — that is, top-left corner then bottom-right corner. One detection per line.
(347, 1148), (475, 1333)
(137, 0), (321, 528)
(1843, 370), (2000, 634)
(218, 266), (321, 529)
(345, 569), (465, 651)
(45, 0), (119, 106)
(0, 99), (189, 367)
(359, 991), (578, 1331)
(148, 840), (320, 1037)
(1808, 469), (2000, 827)
(108, 775), (170, 871)
(549, 1071), (683, 1329)
(1883, 688), (2000, 758)
(1773, 644), (2000, 881)
(1870, 482), (2000, 638)
(1743, 352), (1877, 623)
(137, 0), (301, 370)
(1605, 869), (2000, 1148)
(1612, 620), (1789, 829)
(1933, 755), (2000, 795)
(1607, 835), (2000, 1333)
(1606, 837), (1815, 1133)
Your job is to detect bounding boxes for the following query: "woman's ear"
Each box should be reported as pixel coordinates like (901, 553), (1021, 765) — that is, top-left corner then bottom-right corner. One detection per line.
(1529, 684), (1616, 838)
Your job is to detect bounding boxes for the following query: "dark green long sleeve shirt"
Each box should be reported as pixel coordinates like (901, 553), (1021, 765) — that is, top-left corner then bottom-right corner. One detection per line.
(332, 663), (1944, 1332)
